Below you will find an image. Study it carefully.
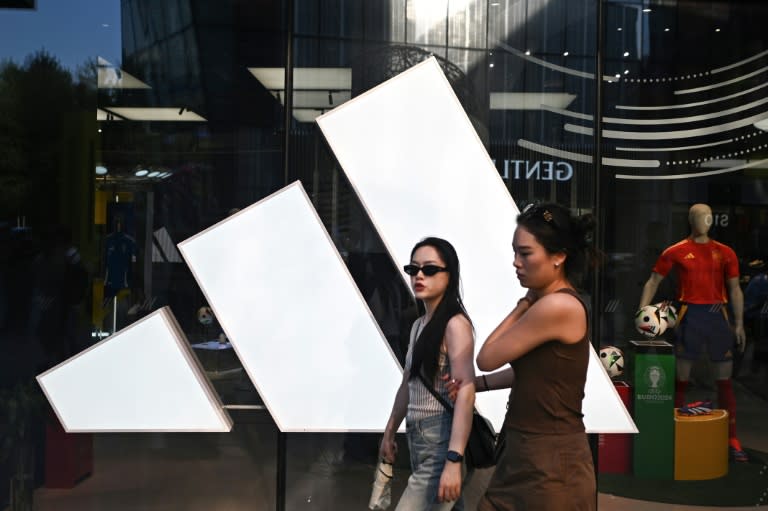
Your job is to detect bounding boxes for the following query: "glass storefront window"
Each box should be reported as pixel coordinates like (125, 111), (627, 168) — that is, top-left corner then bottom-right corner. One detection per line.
(2, 1), (767, 509)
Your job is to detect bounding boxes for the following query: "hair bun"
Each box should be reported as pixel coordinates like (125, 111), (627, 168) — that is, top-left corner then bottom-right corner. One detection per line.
(575, 213), (596, 248)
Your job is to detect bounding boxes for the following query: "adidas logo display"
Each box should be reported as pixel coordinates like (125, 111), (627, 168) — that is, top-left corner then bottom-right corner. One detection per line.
(38, 58), (636, 435)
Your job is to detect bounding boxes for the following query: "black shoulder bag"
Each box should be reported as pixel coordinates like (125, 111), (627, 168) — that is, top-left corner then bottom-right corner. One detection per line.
(417, 373), (504, 469)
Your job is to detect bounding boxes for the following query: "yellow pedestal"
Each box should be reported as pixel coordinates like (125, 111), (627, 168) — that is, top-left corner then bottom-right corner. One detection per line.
(674, 409), (729, 480)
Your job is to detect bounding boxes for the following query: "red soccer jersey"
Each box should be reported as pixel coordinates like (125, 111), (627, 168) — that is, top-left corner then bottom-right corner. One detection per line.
(652, 238), (739, 304)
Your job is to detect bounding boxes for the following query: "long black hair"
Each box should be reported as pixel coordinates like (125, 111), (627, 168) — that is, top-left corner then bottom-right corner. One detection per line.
(408, 237), (471, 383)
(516, 203), (598, 285)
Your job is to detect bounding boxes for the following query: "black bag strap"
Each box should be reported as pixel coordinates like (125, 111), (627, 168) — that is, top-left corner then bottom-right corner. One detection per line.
(418, 372), (455, 413)
(418, 372), (492, 422)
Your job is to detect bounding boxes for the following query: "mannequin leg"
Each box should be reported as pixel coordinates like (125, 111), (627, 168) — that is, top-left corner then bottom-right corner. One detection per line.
(674, 359), (693, 407)
(713, 362), (747, 461)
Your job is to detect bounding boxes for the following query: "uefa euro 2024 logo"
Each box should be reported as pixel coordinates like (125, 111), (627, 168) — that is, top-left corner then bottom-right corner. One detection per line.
(644, 365), (666, 393)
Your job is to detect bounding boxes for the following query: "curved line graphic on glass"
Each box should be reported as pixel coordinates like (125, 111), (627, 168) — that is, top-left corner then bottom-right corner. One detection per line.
(544, 95), (768, 126)
(615, 139), (734, 153)
(674, 64), (768, 96)
(516, 140), (660, 168)
(622, 48), (768, 84)
(494, 41), (614, 82)
(711, 48), (768, 74)
(615, 157), (768, 181)
(494, 44), (768, 90)
(616, 82), (768, 111)
(565, 110), (768, 140)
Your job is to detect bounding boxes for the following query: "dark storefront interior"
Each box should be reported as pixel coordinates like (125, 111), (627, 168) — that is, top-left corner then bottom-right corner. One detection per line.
(1, 1), (767, 509)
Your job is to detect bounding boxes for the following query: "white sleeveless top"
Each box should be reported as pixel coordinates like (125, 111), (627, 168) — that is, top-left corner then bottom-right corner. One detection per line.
(405, 317), (452, 422)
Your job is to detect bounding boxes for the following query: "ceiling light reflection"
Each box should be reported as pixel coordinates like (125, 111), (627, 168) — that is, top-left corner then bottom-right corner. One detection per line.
(248, 68), (351, 90)
(102, 108), (206, 122)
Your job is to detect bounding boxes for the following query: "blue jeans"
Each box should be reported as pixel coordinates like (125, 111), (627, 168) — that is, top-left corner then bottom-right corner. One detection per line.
(396, 413), (463, 511)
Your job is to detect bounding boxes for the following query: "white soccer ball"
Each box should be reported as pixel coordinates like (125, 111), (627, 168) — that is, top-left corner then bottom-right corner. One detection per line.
(197, 306), (214, 325)
(634, 304), (666, 338)
(599, 346), (625, 378)
(655, 302), (678, 330)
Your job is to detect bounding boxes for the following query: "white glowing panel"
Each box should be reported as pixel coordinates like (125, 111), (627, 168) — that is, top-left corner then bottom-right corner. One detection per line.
(583, 348), (636, 433)
(178, 182), (403, 432)
(317, 57), (636, 433)
(37, 308), (232, 432)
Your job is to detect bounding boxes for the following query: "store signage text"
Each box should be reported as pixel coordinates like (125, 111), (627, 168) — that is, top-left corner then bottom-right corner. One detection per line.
(497, 159), (574, 182)
(712, 213), (729, 227)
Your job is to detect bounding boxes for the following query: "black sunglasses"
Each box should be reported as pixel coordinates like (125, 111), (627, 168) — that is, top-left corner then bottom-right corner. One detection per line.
(403, 264), (448, 277)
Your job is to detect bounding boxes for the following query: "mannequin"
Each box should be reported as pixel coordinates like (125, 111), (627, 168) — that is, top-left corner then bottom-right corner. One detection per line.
(104, 218), (137, 300)
(638, 203), (747, 461)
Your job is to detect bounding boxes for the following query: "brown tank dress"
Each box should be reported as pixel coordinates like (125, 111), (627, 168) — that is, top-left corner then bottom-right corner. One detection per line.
(478, 288), (596, 511)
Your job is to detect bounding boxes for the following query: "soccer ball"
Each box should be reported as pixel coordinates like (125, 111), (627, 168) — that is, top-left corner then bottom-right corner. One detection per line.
(655, 302), (678, 330)
(197, 306), (214, 325)
(634, 304), (666, 338)
(599, 346), (625, 378)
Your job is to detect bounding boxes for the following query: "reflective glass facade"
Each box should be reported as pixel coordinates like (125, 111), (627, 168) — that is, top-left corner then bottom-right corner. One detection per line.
(2, 1), (767, 509)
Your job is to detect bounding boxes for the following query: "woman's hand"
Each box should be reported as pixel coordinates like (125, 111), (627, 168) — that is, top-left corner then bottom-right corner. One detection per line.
(441, 373), (463, 402)
(379, 430), (397, 463)
(438, 461), (462, 502)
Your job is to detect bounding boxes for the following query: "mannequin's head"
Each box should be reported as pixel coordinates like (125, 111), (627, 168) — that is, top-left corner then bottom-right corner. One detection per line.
(688, 203), (712, 237)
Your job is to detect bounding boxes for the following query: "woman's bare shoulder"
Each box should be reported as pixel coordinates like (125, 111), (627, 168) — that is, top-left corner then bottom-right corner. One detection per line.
(445, 313), (473, 339)
(446, 312), (472, 329)
(532, 291), (587, 343)
(533, 291), (585, 318)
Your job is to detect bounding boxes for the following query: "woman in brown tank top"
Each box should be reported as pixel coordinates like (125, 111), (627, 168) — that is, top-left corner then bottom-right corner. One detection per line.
(474, 203), (598, 511)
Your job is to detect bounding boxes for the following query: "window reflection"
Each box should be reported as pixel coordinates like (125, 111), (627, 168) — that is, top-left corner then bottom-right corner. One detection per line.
(1, 0), (767, 509)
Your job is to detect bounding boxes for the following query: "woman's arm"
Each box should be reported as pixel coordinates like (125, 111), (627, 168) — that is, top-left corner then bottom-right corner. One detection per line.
(379, 369), (409, 463)
(477, 292), (586, 371)
(476, 296), (535, 371)
(438, 314), (475, 503)
(476, 367), (516, 392)
(443, 367), (515, 400)
(380, 321), (418, 463)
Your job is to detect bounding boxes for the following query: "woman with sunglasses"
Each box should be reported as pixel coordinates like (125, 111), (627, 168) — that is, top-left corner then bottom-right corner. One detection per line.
(380, 237), (475, 510)
(475, 203), (597, 511)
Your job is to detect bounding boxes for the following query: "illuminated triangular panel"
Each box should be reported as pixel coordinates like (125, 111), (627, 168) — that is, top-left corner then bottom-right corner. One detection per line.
(37, 308), (232, 432)
(178, 182), (403, 432)
(317, 57), (636, 433)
